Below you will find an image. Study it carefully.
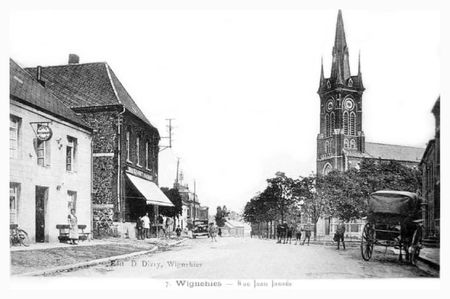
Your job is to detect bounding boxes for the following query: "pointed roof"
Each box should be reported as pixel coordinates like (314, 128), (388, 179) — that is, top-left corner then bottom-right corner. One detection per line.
(334, 10), (347, 51)
(10, 59), (91, 131)
(330, 9), (352, 84)
(25, 62), (155, 129)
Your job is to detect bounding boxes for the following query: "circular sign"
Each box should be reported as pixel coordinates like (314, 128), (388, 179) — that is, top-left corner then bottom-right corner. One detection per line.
(36, 125), (53, 141)
(344, 98), (355, 110)
(326, 99), (334, 111)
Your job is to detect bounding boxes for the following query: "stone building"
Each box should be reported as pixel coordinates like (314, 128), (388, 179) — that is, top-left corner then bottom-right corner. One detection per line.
(10, 59), (93, 243)
(314, 11), (424, 238)
(419, 97), (440, 242)
(26, 55), (173, 236)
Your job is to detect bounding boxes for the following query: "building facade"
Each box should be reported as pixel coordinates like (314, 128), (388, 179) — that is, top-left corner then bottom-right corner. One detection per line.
(26, 55), (173, 236)
(314, 11), (424, 238)
(419, 97), (440, 241)
(10, 59), (93, 243)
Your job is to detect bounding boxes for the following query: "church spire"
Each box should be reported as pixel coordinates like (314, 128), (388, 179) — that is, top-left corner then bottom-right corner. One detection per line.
(358, 50), (364, 89)
(319, 56), (325, 85)
(330, 9), (351, 83)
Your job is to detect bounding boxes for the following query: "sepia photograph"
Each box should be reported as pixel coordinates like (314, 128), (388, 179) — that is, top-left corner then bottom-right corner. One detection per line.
(3, 0), (447, 296)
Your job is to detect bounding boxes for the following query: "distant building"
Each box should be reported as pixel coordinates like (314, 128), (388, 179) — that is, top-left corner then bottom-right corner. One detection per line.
(314, 11), (424, 238)
(10, 59), (93, 243)
(419, 97), (440, 241)
(26, 55), (173, 236)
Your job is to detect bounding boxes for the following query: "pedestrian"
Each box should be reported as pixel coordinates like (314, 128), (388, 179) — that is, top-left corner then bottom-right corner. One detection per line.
(302, 223), (312, 246)
(294, 223), (302, 245)
(68, 208), (79, 245)
(142, 213), (150, 239)
(136, 216), (143, 240)
(218, 227), (222, 237)
(286, 223), (293, 244)
(209, 222), (218, 242)
(175, 225), (182, 238)
(336, 220), (346, 250)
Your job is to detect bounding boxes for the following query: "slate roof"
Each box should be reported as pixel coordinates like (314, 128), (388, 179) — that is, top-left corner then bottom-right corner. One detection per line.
(25, 62), (153, 127)
(364, 142), (424, 163)
(10, 59), (91, 131)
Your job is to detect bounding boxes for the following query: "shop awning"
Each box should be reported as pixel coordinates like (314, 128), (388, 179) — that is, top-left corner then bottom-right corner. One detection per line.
(126, 173), (174, 207)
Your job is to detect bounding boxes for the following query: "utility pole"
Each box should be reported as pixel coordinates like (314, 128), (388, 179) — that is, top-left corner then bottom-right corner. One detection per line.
(159, 118), (174, 152)
(175, 157), (180, 189)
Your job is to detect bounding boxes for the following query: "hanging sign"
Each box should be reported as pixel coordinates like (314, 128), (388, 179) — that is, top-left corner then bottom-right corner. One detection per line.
(36, 124), (53, 141)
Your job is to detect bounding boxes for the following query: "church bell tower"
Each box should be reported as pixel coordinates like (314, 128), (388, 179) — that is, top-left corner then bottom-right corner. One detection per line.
(316, 10), (365, 175)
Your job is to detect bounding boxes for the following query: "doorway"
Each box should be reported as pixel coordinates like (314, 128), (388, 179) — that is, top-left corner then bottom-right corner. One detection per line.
(35, 186), (48, 242)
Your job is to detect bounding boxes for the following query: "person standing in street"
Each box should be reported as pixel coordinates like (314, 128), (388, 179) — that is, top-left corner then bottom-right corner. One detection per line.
(302, 223), (312, 246)
(295, 223), (302, 245)
(209, 222), (218, 242)
(68, 209), (79, 245)
(336, 220), (346, 250)
(142, 213), (150, 239)
(175, 225), (182, 238)
(286, 223), (293, 244)
(136, 216), (143, 240)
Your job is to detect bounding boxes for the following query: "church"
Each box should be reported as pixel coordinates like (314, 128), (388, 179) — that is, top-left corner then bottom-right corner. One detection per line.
(315, 10), (424, 238)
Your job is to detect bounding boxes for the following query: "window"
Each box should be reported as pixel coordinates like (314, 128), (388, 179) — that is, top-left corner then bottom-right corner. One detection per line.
(330, 112), (335, 136)
(324, 114), (330, 137)
(350, 139), (356, 149)
(126, 130), (131, 161)
(145, 141), (149, 169)
(323, 163), (332, 176)
(344, 138), (349, 149)
(343, 111), (349, 135)
(66, 136), (77, 171)
(349, 112), (356, 135)
(10, 116), (21, 158)
(10, 183), (20, 224)
(67, 191), (77, 214)
(136, 136), (141, 165)
(324, 141), (329, 154)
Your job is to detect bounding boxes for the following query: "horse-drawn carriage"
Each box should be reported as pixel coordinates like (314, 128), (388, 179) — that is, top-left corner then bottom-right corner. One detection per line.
(360, 191), (423, 264)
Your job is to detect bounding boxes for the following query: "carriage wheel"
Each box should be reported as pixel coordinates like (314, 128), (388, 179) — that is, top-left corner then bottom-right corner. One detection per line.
(361, 223), (374, 261)
(409, 226), (423, 265)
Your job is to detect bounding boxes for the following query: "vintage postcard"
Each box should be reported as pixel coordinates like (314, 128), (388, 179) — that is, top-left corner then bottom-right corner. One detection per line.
(4, 0), (446, 297)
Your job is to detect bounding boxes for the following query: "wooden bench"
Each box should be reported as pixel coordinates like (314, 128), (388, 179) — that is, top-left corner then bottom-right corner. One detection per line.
(56, 224), (90, 242)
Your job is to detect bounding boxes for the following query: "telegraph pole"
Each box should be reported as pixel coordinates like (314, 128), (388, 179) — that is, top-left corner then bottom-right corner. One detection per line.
(159, 118), (174, 152)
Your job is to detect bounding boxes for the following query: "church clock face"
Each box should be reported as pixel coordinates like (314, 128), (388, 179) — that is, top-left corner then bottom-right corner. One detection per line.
(344, 98), (355, 110)
(326, 99), (334, 111)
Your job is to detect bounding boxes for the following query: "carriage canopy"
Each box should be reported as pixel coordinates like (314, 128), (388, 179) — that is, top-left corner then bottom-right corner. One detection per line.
(368, 191), (419, 217)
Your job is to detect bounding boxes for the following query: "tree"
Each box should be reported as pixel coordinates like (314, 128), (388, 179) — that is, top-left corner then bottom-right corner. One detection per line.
(319, 159), (421, 221)
(160, 187), (183, 218)
(293, 175), (329, 239)
(215, 206), (229, 227)
(265, 172), (299, 222)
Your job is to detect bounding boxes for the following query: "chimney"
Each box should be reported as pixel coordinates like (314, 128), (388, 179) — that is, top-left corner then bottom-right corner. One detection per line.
(68, 54), (80, 64)
(36, 66), (45, 87)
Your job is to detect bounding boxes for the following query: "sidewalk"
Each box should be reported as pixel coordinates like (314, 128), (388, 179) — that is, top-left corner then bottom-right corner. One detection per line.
(10, 237), (187, 276)
(418, 247), (440, 269)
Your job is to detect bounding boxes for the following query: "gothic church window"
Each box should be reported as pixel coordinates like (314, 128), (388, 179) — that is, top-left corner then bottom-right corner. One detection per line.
(348, 78), (353, 87)
(323, 163), (332, 176)
(325, 114), (330, 137)
(324, 141), (329, 154)
(350, 139), (356, 149)
(343, 111), (349, 135)
(330, 112), (335, 136)
(344, 138), (349, 149)
(349, 112), (356, 135)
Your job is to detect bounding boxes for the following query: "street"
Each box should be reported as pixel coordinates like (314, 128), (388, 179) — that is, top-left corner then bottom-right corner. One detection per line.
(49, 237), (434, 278)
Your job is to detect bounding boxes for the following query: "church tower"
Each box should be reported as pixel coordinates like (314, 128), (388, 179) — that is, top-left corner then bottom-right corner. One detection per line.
(317, 10), (365, 175)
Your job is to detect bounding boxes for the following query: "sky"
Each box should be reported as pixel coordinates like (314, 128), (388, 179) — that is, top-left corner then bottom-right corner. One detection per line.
(8, 8), (440, 213)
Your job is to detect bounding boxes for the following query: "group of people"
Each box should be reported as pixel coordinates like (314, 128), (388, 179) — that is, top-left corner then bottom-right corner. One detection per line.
(135, 213), (183, 240)
(276, 222), (312, 245)
(275, 220), (346, 250)
(208, 222), (219, 242)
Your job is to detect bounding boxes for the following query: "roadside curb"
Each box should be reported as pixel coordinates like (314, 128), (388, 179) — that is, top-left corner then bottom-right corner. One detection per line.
(417, 255), (439, 271)
(17, 238), (187, 277)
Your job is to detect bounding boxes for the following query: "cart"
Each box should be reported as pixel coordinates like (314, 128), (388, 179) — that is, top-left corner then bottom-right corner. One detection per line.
(360, 191), (423, 265)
